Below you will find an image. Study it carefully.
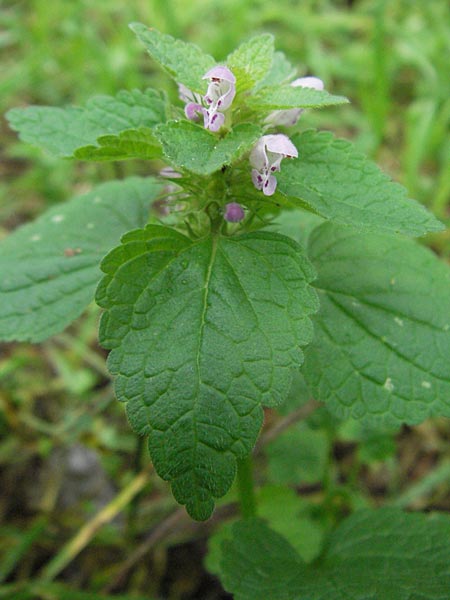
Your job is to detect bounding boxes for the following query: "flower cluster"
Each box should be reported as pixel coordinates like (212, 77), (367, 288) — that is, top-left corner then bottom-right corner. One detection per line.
(177, 65), (325, 212)
(180, 66), (236, 132)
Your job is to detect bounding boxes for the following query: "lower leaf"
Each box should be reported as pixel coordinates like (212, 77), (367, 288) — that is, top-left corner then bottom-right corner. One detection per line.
(303, 222), (450, 427)
(97, 226), (318, 519)
(219, 509), (450, 600)
(0, 177), (161, 342)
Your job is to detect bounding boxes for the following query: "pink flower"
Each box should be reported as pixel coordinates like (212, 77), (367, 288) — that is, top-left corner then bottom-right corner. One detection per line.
(224, 202), (245, 222)
(180, 66), (236, 132)
(265, 76), (325, 127)
(250, 134), (298, 196)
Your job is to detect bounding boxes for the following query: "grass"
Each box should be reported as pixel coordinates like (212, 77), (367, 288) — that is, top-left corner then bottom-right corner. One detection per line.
(1, 0), (449, 598)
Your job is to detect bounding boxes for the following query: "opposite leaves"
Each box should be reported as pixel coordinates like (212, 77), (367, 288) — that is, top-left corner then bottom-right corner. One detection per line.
(97, 226), (318, 519)
(303, 222), (450, 427)
(277, 130), (443, 237)
(219, 509), (450, 600)
(0, 178), (161, 342)
(6, 89), (166, 157)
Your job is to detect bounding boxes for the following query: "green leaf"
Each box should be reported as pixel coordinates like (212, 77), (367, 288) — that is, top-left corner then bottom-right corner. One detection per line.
(206, 485), (323, 574)
(74, 127), (162, 161)
(266, 423), (330, 485)
(271, 208), (324, 246)
(0, 178), (161, 342)
(97, 227), (318, 519)
(219, 509), (450, 600)
(129, 23), (215, 92)
(248, 86), (349, 110)
(278, 130), (444, 237)
(154, 121), (261, 175)
(226, 34), (274, 92)
(256, 51), (297, 89)
(303, 223), (450, 427)
(6, 89), (166, 157)
(257, 485), (324, 562)
(276, 370), (312, 415)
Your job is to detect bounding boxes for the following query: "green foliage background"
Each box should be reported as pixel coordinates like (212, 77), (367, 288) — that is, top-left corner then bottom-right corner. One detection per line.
(1, 0), (449, 598)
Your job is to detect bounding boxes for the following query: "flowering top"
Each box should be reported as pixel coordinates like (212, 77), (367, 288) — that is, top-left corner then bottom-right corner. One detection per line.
(265, 76), (324, 127)
(250, 134), (298, 196)
(181, 66), (236, 132)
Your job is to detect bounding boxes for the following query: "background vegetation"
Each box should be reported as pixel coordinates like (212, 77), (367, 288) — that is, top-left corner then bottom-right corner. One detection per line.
(1, 0), (449, 598)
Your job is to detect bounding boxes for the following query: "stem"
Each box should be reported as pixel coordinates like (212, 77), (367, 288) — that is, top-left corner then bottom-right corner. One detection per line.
(236, 455), (257, 519)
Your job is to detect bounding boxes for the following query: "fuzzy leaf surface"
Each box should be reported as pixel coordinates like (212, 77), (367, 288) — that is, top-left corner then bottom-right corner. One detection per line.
(6, 89), (166, 157)
(256, 51), (297, 89)
(74, 127), (162, 161)
(226, 34), (274, 92)
(0, 178), (161, 342)
(277, 130), (443, 236)
(248, 86), (349, 109)
(129, 23), (215, 92)
(303, 223), (450, 427)
(97, 227), (317, 519)
(154, 121), (261, 175)
(220, 509), (450, 600)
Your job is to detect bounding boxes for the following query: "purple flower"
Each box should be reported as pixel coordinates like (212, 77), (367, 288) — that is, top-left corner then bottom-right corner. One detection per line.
(250, 134), (298, 196)
(224, 202), (245, 222)
(265, 76), (325, 127)
(180, 66), (236, 132)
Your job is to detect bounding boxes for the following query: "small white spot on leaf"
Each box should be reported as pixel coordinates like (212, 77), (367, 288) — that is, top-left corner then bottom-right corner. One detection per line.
(86, 222), (95, 229)
(394, 317), (404, 327)
(421, 381), (431, 389)
(30, 234), (41, 242)
(93, 196), (102, 204)
(383, 377), (394, 392)
(51, 214), (64, 223)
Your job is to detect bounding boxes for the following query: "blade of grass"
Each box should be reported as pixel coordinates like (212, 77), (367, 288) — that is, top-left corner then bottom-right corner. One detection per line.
(0, 517), (47, 584)
(390, 459), (450, 508)
(37, 466), (153, 583)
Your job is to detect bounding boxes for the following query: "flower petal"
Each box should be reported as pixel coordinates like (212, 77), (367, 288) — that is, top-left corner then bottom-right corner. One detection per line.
(178, 83), (203, 105)
(265, 108), (303, 127)
(263, 175), (277, 196)
(292, 76), (324, 90)
(185, 102), (206, 121)
(203, 66), (236, 84)
(251, 168), (264, 190)
(264, 134), (298, 158)
(249, 137), (269, 170)
(206, 110), (225, 132)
